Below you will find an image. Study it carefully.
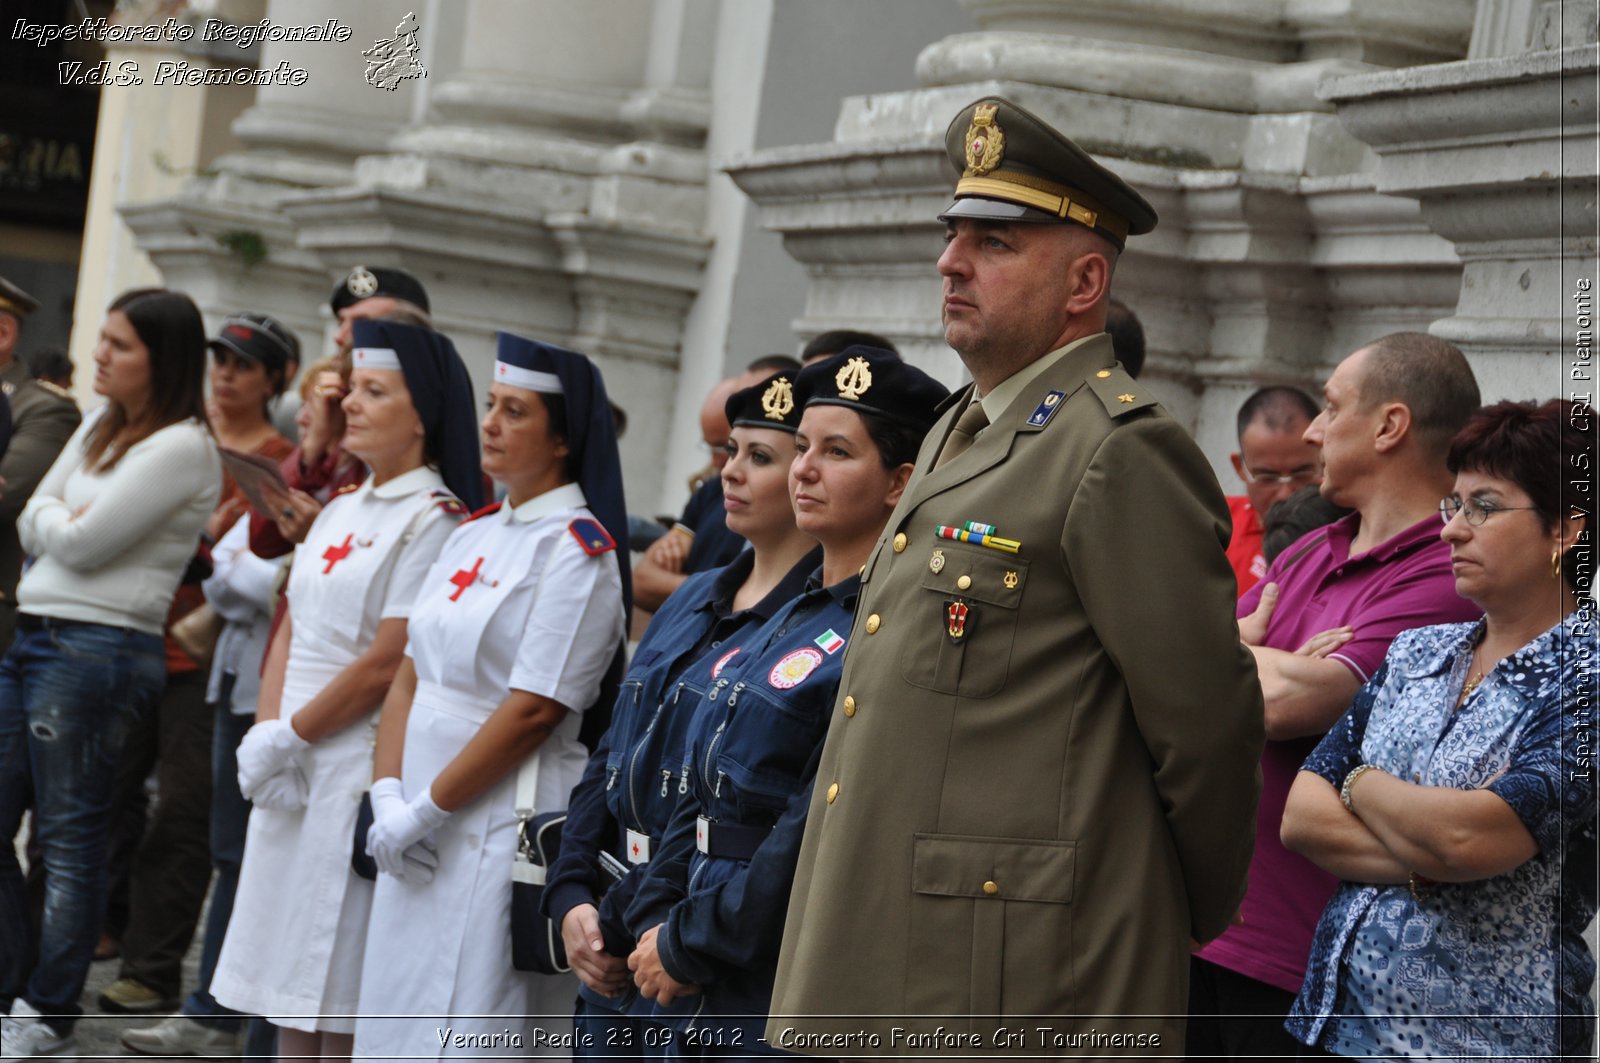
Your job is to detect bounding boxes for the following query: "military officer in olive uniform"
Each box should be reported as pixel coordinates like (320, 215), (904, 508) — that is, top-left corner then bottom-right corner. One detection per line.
(0, 278), (81, 648)
(768, 99), (1264, 1056)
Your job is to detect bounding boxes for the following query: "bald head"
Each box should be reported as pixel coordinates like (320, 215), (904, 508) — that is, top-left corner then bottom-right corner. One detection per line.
(700, 376), (750, 472)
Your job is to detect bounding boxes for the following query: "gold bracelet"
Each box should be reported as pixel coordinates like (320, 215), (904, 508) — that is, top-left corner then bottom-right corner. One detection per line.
(1340, 763), (1379, 813)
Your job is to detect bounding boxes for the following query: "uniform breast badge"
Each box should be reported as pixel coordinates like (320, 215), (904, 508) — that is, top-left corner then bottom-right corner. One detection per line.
(448, 556), (496, 601)
(944, 600), (974, 643)
(769, 648), (823, 689)
(929, 549), (946, 574)
(1003, 571), (1019, 590)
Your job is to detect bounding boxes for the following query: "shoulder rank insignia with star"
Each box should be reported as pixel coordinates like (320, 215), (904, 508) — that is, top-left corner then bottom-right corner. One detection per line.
(1086, 366), (1157, 419)
(431, 491), (469, 516)
(568, 518), (616, 556)
(463, 501), (503, 523)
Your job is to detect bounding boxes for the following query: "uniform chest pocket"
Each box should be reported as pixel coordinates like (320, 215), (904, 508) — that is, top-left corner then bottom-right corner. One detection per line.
(707, 680), (832, 820)
(900, 548), (1029, 699)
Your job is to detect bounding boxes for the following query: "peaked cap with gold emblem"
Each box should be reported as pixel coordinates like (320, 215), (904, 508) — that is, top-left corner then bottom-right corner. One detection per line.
(0, 276), (40, 321)
(938, 96), (1157, 249)
(727, 368), (802, 433)
(793, 346), (948, 435)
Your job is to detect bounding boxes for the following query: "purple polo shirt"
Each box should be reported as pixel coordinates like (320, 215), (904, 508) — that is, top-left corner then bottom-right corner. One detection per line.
(1196, 512), (1482, 994)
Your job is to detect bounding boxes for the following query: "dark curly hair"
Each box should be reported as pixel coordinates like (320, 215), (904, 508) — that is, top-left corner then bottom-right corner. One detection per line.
(1447, 398), (1594, 594)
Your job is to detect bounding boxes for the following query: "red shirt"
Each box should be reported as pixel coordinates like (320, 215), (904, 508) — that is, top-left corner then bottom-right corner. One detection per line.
(1225, 496), (1266, 595)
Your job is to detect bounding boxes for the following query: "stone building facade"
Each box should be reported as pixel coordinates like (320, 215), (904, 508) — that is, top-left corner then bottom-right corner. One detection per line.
(67, 0), (1597, 511)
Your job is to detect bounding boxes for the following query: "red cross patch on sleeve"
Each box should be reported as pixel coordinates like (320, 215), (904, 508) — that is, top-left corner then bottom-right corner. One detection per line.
(568, 518), (616, 556)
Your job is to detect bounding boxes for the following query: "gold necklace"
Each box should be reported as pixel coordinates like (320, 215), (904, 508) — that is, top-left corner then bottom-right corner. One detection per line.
(1461, 670), (1487, 698)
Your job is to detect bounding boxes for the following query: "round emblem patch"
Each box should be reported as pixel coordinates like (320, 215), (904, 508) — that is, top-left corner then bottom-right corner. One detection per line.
(346, 266), (379, 297)
(769, 648), (823, 689)
(712, 647), (741, 678)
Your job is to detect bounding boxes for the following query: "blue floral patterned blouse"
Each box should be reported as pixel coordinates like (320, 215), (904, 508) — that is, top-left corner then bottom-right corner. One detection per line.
(1286, 608), (1597, 1059)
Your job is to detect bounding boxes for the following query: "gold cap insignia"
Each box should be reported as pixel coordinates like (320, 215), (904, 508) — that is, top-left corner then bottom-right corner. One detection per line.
(963, 103), (1005, 178)
(835, 356), (873, 401)
(760, 377), (795, 422)
(346, 266), (379, 298)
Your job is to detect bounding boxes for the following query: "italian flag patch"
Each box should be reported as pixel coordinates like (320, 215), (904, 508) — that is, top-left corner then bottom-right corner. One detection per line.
(815, 629), (845, 655)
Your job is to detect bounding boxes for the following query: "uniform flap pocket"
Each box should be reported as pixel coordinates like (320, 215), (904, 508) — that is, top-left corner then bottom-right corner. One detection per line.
(918, 548), (1028, 607)
(910, 833), (1074, 904)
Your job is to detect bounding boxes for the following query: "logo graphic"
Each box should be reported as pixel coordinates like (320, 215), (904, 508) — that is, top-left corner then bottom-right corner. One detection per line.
(835, 356), (873, 401)
(945, 600), (971, 642)
(769, 648), (823, 689)
(963, 103), (1005, 177)
(760, 377), (795, 422)
(712, 647), (741, 678)
(345, 266), (378, 297)
(363, 12), (425, 91)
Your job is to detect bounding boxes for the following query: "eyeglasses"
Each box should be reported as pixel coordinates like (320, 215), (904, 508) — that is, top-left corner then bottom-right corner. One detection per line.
(1439, 495), (1540, 526)
(1241, 464), (1319, 487)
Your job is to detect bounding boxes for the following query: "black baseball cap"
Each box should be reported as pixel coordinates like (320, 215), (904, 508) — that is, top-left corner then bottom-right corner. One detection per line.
(208, 313), (300, 379)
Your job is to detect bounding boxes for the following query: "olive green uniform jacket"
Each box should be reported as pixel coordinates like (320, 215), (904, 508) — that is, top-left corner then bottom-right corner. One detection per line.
(767, 335), (1263, 1057)
(0, 358), (81, 647)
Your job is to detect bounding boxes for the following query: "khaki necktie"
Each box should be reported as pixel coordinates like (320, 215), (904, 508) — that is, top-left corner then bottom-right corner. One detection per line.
(934, 400), (990, 468)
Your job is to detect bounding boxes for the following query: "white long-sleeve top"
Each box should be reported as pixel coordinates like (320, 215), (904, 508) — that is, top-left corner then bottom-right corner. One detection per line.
(17, 411), (221, 634)
(203, 513), (284, 713)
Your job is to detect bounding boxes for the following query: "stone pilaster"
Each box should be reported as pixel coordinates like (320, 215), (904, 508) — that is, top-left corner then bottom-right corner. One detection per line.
(1325, 30), (1598, 399)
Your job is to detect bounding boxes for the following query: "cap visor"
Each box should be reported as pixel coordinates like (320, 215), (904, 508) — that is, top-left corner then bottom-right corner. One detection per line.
(937, 196), (1065, 224)
(207, 336), (264, 364)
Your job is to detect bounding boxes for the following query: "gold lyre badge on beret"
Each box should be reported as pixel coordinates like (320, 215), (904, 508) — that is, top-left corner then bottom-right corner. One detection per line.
(963, 103), (1005, 178)
(346, 266), (379, 298)
(835, 356), (873, 401)
(761, 377), (795, 422)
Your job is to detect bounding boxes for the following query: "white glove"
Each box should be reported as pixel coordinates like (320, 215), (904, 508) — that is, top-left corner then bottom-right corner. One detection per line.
(369, 776), (408, 822)
(249, 764), (309, 811)
(366, 777), (435, 882)
(367, 784), (450, 881)
(236, 719), (310, 797)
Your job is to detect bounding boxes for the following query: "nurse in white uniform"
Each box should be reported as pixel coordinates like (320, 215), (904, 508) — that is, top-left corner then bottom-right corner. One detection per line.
(210, 320), (484, 1062)
(354, 333), (629, 1059)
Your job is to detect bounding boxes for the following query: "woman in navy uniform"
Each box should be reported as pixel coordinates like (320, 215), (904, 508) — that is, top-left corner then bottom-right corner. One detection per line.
(210, 320), (481, 1063)
(546, 368), (822, 1057)
(351, 334), (631, 1058)
(624, 348), (948, 1059)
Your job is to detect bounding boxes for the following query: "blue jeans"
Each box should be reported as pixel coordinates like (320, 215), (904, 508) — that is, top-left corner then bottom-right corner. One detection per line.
(0, 619), (165, 1032)
(183, 687), (251, 1029)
